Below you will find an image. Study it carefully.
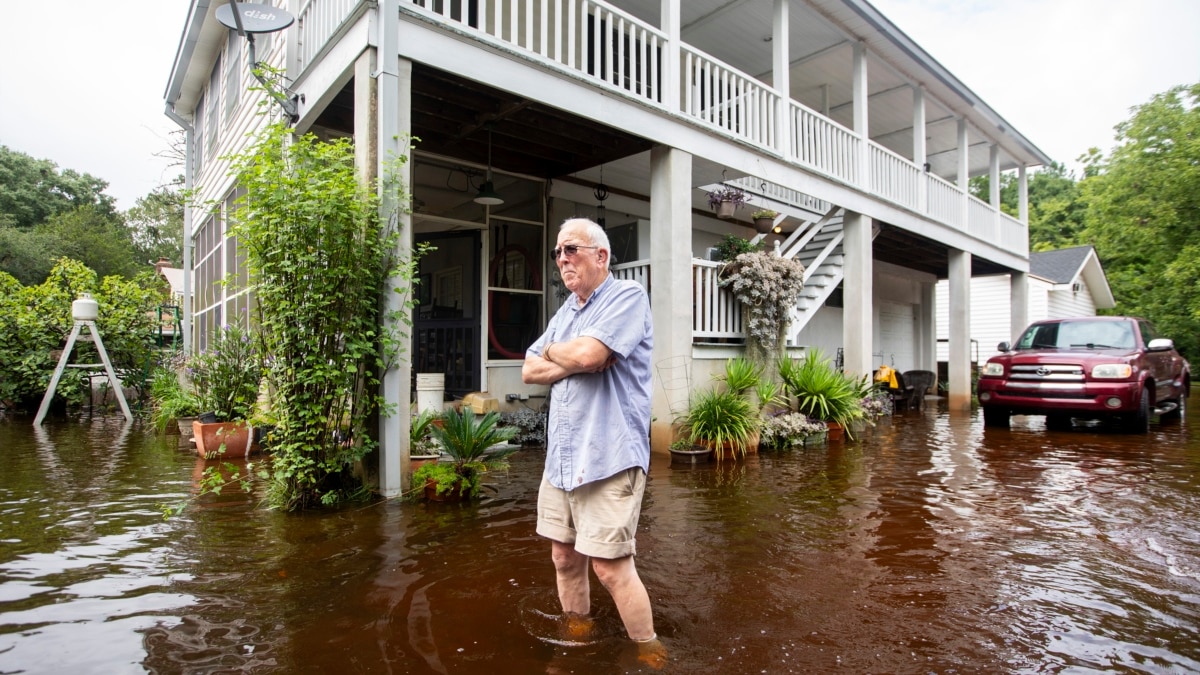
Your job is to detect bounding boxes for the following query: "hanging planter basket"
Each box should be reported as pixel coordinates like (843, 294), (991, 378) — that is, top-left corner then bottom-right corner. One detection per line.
(754, 217), (774, 233)
(716, 200), (737, 219)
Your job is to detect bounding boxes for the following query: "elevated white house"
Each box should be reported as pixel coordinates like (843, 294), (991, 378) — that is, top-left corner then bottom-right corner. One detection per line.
(934, 245), (1116, 369)
(164, 0), (1051, 495)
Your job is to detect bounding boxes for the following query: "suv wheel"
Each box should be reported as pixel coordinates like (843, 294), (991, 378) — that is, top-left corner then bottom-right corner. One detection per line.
(1046, 414), (1072, 430)
(1123, 387), (1150, 434)
(982, 406), (1010, 428)
(1160, 391), (1186, 423)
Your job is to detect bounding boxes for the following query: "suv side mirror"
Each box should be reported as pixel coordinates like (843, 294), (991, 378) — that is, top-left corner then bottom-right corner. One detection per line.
(1147, 338), (1175, 352)
(997, 341), (1011, 353)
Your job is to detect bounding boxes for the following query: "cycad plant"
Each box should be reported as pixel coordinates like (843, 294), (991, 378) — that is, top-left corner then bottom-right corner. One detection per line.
(778, 348), (864, 438)
(417, 408), (519, 499)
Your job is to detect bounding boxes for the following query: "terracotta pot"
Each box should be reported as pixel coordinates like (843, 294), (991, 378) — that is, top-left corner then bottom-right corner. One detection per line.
(423, 477), (465, 502)
(410, 454), (441, 472)
(193, 420), (256, 459)
(826, 421), (845, 442)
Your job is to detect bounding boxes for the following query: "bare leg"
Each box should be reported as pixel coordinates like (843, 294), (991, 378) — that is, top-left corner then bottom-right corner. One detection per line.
(550, 540), (590, 615)
(591, 555), (654, 640)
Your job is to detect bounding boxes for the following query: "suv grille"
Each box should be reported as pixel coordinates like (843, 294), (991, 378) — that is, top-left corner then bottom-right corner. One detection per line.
(1009, 364), (1085, 383)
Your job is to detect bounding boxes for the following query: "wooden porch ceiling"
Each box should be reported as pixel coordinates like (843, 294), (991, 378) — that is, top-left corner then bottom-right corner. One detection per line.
(314, 64), (654, 180)
(873, 223), (1010, 279)
(312, 66), (1011, 280)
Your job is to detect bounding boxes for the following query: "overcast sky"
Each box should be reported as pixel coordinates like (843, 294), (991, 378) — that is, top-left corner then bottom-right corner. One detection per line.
(1, 0), (1197, 212)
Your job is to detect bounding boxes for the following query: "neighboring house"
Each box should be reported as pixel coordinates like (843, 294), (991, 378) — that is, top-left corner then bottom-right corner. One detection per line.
(164, 0), (1050, 494)
(934, 245), (1116, 366)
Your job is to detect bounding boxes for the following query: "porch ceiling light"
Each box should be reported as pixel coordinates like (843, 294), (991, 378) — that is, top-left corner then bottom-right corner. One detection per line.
(474, 126), (504, 206)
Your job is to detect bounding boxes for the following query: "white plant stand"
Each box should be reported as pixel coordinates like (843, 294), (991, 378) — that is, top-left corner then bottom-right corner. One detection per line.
(33, 320), (132, 426)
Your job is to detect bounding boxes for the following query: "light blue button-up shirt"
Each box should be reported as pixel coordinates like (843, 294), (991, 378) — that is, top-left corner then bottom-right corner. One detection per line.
(529, 275), (653, 491)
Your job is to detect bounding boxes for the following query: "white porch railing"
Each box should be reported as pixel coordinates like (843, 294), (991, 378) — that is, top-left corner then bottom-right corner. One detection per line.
(926, 173), (964, 230)
(999, 212), (1028, 257)
(395, 0), (667, 106)
(681, 45), (778, 148)
(611, 259), (649, 290)
(790, 102), (860, 186)
(295, 0), (1029, 260)
(967, 194), (995, 242)
(869, 143), (920, 211)
(691, 260), (742, 340)
(296, 0), (360, 71)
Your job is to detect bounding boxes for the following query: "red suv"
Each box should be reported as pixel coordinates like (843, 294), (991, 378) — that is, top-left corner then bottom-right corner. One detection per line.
(977, 316), (1190, 432)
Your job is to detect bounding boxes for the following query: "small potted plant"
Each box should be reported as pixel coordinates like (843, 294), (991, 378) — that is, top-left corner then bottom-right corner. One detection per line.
(706, 185), (749, 219)
(751, 209), (779, 233)
(668, 436), (714, 466)
(410, 409), (443, 470)
(415, 407), (519, 501)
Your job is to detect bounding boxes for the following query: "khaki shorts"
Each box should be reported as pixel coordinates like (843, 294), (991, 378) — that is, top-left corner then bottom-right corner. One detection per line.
(536, 467), (646, 559)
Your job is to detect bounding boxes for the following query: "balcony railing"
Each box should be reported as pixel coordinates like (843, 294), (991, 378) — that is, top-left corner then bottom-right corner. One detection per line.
(295, 0), (1026, 255)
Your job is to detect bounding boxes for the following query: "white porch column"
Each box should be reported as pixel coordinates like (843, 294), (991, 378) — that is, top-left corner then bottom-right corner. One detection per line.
(649, 145), (692, 453)
(369, 3), (412, 497)
(947, 249), (972, 411)
(1010, 271), (1029, 344)
(772, 0), (790, 158)
(919, 280), (937, 372)
(1018, 164), (1029, 223)
(957, 118), (969, 226)
(989, 144), (1000, 204)
(657, 146), (696, 451)
(842, 210), (873, 378)
(659, 0), (680, 111)
(852, 41), (869, 190)
(913, 85), (927, 213)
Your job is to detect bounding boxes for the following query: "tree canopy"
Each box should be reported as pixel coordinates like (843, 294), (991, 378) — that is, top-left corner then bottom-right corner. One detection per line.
(0, 146), (116, 230)
(1080, 83), (1200, 358)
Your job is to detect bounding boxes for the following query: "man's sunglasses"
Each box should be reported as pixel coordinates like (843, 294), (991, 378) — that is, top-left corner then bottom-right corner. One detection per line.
(550, 245), (600, 260)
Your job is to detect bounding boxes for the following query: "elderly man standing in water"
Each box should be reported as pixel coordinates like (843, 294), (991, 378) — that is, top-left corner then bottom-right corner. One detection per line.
(522, 218), (666, 668)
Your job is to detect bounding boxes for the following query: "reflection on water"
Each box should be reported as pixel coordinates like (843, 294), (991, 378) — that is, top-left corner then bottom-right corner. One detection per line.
(2, 402), (1199, 673)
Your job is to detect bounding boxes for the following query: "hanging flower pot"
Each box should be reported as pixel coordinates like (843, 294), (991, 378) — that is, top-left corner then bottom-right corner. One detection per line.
(752, 210), (778, 233)
(706, 185), (747, 220)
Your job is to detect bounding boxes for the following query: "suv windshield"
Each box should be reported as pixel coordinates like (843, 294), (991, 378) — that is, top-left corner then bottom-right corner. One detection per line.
(1016, 320), (1136, 350)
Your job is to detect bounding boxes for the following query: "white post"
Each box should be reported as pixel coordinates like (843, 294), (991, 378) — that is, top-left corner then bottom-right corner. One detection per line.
(659, 0), (680, 111)
(842, 210), (873, 378)
(852, 41), (868, 190)
(772, 0), (790, 158)
(913, 85), (927, 213)
(1010, 271), (1029, 344)
(947, 249), (972, 411)
(649, 145), (692, 453)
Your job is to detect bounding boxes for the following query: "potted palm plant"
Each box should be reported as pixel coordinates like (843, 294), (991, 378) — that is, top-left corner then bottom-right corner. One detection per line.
(678, 388), (759, 460)
(777, 348), (865, 441)
(415, 407), (519, 501)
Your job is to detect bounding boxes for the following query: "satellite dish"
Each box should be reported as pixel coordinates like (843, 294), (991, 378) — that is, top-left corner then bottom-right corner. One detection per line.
(216, 2), (295, 34)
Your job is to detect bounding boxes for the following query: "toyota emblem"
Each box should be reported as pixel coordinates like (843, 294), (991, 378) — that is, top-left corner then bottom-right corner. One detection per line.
(1036, 366), (1052, 377)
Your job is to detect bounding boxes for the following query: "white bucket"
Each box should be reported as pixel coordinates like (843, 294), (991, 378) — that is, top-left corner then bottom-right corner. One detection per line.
(416, 373), (445, 415)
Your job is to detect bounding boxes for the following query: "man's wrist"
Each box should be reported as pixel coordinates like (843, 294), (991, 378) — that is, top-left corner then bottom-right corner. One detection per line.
(545, 342), (554, 363)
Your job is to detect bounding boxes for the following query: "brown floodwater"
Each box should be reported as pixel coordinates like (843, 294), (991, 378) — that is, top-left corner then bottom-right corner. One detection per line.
(2, 398), (1198, 674)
